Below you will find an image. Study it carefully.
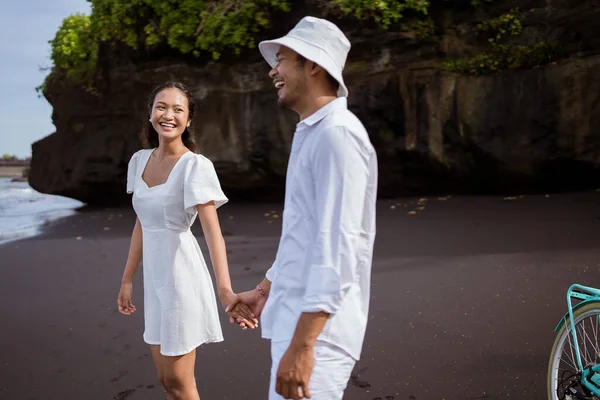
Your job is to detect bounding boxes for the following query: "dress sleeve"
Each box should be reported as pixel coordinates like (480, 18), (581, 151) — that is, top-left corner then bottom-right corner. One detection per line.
(126, 150), (142, 194)
(183, 155), (229, 214)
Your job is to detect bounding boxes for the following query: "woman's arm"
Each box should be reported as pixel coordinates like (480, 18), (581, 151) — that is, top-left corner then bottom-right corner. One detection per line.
(197, 202), (258, 327)
(196, 202), (233, 302)
(122, 217), (143, 283)
(117, 217), (143, 315)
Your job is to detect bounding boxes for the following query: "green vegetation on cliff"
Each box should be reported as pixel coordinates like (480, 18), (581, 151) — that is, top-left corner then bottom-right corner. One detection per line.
(42, 0), (434, 92)
(442, 8), (559, 75)
(41, 0), (557, 93)
(90, 0), (291, 59)
(47, 13), (97, 92)
(317, 0), (429, 28)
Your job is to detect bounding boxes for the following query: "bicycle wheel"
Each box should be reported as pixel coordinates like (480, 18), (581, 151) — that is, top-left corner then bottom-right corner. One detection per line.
(548, 302), (600, 400)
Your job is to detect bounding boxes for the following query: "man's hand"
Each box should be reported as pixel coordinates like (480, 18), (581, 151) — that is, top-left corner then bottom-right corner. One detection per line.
(275, 312), (330, 398)
(227, 288), (267, 330)
(276, 343), (314, 399)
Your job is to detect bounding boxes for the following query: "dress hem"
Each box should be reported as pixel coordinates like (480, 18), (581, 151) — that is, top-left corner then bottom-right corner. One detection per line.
(143, 335), (225, 357)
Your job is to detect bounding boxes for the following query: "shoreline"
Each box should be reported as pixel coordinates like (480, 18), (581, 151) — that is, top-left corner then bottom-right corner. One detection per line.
(0, 178), (85, 245)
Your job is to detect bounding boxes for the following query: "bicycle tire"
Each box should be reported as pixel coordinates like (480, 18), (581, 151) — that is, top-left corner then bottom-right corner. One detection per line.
(547, 301), (600, 400)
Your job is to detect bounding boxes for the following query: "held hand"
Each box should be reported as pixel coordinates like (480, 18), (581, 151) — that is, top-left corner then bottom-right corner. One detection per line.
(117, 282), (136, 315)
(227, 289), (267, 330)
(219, 290), (258, 329)
(229, 302), (259, 330)
(276, 343), (314, 399)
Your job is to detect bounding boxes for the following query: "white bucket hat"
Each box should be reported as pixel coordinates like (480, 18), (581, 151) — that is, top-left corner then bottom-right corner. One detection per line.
(258, 16), (351, 97)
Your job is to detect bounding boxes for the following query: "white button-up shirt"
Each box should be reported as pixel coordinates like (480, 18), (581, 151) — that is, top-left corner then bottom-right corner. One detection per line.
(260, 97), (378, 361)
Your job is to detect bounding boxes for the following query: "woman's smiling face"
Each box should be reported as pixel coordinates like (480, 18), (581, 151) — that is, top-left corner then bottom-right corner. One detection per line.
(149, 87), (191, 142)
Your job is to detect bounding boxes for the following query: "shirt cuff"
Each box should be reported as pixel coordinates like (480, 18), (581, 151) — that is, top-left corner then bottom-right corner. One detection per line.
(265, 266), (275, 282)
(301, 265), (342, 314)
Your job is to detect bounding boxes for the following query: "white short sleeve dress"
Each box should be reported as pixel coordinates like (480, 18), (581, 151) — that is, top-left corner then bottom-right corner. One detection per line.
(126, 148), (228, 356)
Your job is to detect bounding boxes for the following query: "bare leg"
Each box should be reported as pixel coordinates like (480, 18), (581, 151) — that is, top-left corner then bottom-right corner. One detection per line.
(150, 345), (170, 398)
(150, 345), (200, 400)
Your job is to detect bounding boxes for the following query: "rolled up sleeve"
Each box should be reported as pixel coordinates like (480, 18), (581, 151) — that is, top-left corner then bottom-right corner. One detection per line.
(301, 127), (371, 314)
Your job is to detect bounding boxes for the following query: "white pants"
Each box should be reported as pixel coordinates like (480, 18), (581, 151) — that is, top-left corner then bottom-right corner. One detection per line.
(269, 340), (356, 400)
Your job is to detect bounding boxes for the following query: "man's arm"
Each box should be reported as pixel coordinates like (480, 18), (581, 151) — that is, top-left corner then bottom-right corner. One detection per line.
(300, 126), (371, 321)
(290, 312), (329, 349)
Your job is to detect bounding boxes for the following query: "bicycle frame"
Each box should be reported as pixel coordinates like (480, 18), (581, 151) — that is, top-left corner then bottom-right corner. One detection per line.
(558, 284), (600, 396)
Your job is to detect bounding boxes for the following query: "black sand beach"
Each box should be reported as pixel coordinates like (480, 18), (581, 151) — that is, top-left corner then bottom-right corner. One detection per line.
(1, 192), (599, 399)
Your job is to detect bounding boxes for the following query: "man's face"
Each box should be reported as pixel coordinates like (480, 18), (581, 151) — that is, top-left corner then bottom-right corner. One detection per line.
(268, 46), (307, 110)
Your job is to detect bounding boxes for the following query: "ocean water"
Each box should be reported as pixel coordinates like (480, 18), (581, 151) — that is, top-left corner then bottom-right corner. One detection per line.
(0, 178), (85, 245)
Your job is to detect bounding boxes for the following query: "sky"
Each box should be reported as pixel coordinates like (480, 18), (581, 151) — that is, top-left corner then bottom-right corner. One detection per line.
(1, 0), (91, 158)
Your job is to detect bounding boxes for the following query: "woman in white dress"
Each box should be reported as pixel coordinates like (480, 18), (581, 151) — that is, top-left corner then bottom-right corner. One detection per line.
(116, 81), (257, 400)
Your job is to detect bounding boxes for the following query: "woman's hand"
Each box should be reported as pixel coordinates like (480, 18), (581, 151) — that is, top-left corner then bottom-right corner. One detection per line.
(218, 289), (237, 310)
(219, 289), (259, 329)
(117, 281), (136, 315)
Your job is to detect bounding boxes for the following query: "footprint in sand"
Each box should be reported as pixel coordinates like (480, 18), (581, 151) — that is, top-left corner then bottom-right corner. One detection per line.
(350, 374), (371, 389)
(110, 369), (129, 382)
(112, 329), (127, 340)
(113, 389), (135, 400)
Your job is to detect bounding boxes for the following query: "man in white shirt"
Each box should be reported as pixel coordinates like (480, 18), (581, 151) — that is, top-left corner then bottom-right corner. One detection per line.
(228, 16), (378, 400)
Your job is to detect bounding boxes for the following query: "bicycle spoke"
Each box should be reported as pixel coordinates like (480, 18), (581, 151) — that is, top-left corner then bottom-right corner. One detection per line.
(578, 316), (600, 367)
(559, 355), (578, 372)
(582, 319), (600, 362)
(577, 321), (593, 366)
(566, 331), (577, 370)
(558, 332), (578, 373)
(594, 316), (600, 363)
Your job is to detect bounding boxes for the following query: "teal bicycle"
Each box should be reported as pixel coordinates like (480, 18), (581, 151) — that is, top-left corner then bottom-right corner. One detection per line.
(548, 284), (600, 399)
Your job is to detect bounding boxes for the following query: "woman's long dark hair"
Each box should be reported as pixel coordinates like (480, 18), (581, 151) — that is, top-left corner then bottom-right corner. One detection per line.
(140, 81), (197, 152)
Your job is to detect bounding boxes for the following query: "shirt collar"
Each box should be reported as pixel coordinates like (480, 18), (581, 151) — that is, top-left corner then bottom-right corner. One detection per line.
(297, 97), (348, 128)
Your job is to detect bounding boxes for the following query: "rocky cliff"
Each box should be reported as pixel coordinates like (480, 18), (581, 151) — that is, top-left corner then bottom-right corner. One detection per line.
(30, 0), (600, 205)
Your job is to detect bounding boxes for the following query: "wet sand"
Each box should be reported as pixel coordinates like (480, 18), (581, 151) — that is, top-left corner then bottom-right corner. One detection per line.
(1, 192), (600, 399)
